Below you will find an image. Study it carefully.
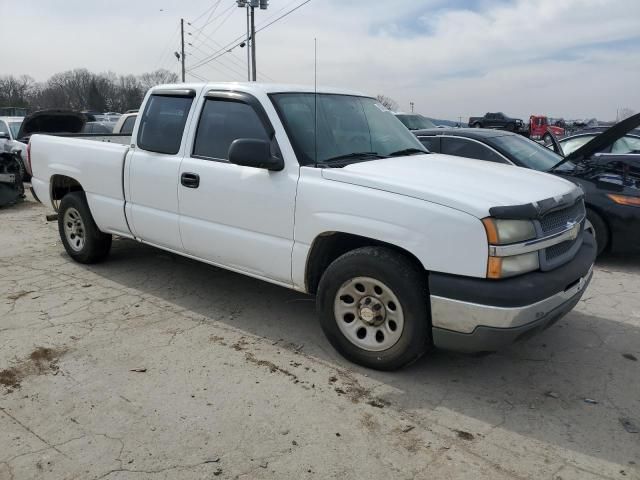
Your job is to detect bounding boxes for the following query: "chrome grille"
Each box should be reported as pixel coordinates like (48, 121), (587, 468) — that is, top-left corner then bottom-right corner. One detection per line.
(545, 238), (579, 262)
(535, 199), (586, 271)
(539, 201), (586, 235)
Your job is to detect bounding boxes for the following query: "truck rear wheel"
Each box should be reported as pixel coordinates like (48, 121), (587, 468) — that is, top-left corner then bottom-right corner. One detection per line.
(316, 247), (431, 370)
(58, 192), (112, 264)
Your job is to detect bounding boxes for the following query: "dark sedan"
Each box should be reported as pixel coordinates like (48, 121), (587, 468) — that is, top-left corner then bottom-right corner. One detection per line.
(412, 114), (640, 256)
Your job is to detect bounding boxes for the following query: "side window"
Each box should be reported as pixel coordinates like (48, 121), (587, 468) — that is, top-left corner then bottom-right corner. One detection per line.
(418, 136), (440, 153)
(121, 116), (136, 135)
(441, 137), (507, 163)
(0, 121), (9, 136)
(137, 95), (193, 154)
(193, 99), (270, 160)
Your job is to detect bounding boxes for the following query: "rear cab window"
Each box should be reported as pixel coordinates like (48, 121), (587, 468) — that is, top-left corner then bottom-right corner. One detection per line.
(137, 91), (195, 154)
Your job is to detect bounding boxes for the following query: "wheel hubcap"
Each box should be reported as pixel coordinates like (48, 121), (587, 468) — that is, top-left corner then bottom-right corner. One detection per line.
(63, 208), (86, 252)
(334, 277), (404, 352)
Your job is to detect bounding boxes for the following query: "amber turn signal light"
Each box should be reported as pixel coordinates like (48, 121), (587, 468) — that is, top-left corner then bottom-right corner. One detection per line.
(607, 194), (640, 207)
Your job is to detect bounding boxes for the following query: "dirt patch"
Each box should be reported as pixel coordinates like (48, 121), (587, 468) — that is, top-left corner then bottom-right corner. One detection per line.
(0, 347), (66, 392)
(455, 430), (475, 441)
(6, 290), (35, 301)
(332, 369), (388, 407)
(244, 353), (298, 381)
(360, 413), (380, 432)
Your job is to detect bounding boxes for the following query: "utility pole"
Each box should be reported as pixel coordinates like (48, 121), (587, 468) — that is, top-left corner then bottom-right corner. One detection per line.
(237, 0), (268, 82)
(246, 7), (251, 80)
(180, 18), (186, 82)
(410, 102), (415, 113)
(250, 6), (257, 81)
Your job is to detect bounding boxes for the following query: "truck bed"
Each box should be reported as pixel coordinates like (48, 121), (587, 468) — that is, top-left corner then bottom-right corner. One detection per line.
(29, 134), (132, 236)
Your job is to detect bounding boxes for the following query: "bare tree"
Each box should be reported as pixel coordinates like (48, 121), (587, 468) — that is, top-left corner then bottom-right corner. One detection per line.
(376, 94), (399, 112)
(1, 68), (180, 114)
(139, 69), (180, 91)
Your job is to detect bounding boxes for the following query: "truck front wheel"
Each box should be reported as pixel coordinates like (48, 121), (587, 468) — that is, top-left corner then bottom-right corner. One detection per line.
(316, 247), (431, 370)
(58, 192), (112, 264)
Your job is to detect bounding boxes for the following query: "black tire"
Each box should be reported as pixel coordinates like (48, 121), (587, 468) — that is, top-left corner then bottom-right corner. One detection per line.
(586, 208), (608, 256)
(316, 247), (431, 370)
(543, 133), (553, 144)
(506, 123), (515, 132)
(58, 192), (112, 263)
(472, 122), (482, 128)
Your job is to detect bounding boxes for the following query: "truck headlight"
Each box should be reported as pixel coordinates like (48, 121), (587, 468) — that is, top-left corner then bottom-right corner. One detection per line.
(483, 218), (539, 279)
(487, 252), (540, 279)
(482, 218), (536, 244)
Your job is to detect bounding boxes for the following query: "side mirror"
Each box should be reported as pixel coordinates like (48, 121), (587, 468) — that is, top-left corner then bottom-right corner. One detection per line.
(228, 138), (284, 171)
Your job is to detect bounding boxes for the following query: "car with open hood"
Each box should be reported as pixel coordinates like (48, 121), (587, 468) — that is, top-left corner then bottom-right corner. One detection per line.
(4, 110), (87, 182)
(413, 113), (640, 255)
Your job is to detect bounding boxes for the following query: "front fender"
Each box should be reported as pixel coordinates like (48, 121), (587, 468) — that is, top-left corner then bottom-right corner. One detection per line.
(292, 169), (489, 290)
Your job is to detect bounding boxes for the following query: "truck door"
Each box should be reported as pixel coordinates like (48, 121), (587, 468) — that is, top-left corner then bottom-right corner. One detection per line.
(125, 89), (196, 251)
(177, 91), (297, 285)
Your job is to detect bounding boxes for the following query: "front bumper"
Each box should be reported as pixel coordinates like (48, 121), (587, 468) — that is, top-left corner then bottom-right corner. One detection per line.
(429, 234), (596, 353)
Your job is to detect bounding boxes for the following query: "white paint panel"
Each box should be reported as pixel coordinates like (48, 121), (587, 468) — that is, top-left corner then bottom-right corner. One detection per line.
(293, 168), (490, 284)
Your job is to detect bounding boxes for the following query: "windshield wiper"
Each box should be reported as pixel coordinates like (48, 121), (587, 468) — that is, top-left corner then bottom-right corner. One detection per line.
(387, 148), (428, 157)
(321, 152), (385, 163)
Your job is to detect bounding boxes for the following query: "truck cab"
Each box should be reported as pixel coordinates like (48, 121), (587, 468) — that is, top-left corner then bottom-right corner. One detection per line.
(530, 115), (565, 142)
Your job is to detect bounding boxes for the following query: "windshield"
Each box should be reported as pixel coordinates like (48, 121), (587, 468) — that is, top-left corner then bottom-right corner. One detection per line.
(8, 121), (22, 138)
(560, 135), (594, 156)
(491, 134), (573, 172)
(396, 114), (436, 130)
(271, 93), (426, 165)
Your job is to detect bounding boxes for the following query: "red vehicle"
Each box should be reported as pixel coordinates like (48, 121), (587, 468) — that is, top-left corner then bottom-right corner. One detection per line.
(529, 115), (565, 143)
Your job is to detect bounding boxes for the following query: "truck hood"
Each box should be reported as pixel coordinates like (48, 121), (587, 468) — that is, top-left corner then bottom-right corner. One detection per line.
(17, 110), (86, 142)
(321, 154), (577, 219)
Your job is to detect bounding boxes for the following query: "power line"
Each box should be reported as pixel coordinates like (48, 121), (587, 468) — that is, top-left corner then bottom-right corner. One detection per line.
(154, 24), (181, 71)
(188, 30), (277, 81)
(188, 3), (238, 50)
(187, 44), (248, 79)
(189, 1), (223, 26)
(188, 1), (234, 44)
(188, 0), (313, 72)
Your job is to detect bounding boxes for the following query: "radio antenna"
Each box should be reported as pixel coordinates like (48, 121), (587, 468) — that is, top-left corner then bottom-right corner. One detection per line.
(314, 37), (318, 168)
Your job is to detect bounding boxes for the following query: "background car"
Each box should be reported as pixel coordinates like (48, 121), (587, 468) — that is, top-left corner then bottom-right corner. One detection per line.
(394, 113), (437, 130)
(556, 131), (640, 156)
(81, 121), (116, 134)
(0, 117), (24, 152)
(468, 112), (527, 133)
(413, 117), (640, 256)
(112, 112), (137, 134)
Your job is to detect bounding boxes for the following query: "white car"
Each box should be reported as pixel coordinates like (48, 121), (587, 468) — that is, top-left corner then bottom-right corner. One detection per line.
(112, 112), (137, 134)
(0, 116), (24, 152)
(28, 83), (596, 370)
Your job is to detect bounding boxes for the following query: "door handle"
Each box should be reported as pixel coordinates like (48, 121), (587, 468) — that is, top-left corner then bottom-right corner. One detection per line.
(181, 172), (200, 189)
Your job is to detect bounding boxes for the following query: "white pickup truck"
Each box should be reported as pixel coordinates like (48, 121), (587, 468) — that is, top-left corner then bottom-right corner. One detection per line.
(29, 83), (596, 370)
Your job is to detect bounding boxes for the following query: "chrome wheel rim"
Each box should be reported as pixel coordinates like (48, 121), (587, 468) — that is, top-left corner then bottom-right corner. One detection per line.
(334, 277), (404, 352)
(63, 208), (85, 252)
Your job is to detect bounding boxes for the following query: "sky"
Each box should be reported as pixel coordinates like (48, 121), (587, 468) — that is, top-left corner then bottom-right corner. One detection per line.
(1, 0), (639, 120)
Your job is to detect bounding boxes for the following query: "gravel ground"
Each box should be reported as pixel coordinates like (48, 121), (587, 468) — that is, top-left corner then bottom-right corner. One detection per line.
(1, 194), (639, 480)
